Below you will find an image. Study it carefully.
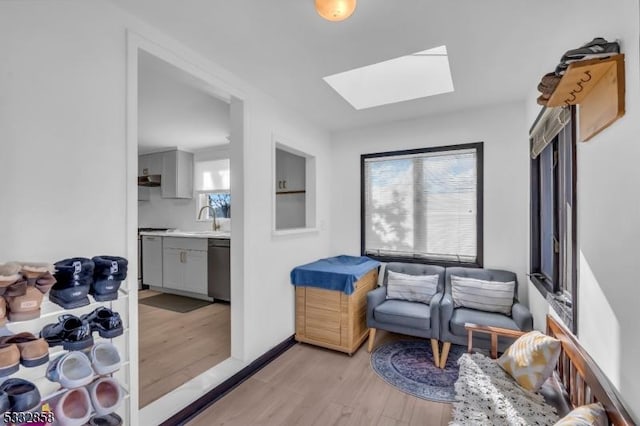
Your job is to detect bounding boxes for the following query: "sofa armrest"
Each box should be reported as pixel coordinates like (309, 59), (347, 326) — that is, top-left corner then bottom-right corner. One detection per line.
(429, 292), (444, 340)
(439, 293), (454, 339)
(366, 286), (387, 326)
(511, 302), (534, 331)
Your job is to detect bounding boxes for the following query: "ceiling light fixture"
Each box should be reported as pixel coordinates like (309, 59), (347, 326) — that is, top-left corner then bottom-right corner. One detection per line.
(315, 0), (357, 22)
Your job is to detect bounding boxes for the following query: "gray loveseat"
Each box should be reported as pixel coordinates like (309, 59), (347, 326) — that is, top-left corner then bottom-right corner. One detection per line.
(366, 262), (445, 366)
(366, 263), (533, 368)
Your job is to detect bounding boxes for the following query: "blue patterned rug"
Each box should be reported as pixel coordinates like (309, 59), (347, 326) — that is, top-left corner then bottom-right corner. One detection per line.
(370, 340), (466, 402)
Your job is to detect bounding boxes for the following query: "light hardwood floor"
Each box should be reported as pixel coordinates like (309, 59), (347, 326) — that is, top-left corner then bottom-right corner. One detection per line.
(188, 331), (452, 426)
(138, 290), (231, 407)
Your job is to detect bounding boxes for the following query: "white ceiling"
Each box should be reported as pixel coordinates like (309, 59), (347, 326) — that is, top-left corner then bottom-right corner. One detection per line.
(138, 50), (230, 154)
(117, 0), (606, 132)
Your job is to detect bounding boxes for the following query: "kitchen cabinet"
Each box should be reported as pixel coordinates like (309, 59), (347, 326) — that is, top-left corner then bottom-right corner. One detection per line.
(275, 148), (306, 192)
(162, 150), (194, 199)
(162, 237), (207, 294)
(142, 235), (163, 287)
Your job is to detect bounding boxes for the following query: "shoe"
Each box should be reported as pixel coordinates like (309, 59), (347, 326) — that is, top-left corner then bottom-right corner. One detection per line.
(0, 263), (21, 297)
(54, 387), (92, 426)
(88, 413), (123, 426)
(15, 262), (55, 287)
(81, 307), (123, 339)
(560, 37), (620, 64)
(0, 390), (9, 413)
(49, 258), (94, 309)
(555, 62), (569, 76)
(46, 352), (94, 389)
(41, 315), (94, 351)
(0, 378), (41, 412)
(90, 256), (127, 302)
(537, 72), (561, 96)
(5, 286), (44, 321)
(90, 342), (121, 375)
(0, 333), (49, 367)
(88, 378), (122, 416)
(0, 343), (20, 376)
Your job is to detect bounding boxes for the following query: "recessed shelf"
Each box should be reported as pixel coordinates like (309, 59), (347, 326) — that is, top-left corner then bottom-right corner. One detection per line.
(275, 190), (306, 195)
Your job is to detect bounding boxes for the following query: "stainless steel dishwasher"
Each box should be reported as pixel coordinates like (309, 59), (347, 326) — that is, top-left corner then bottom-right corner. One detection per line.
(208, 238), (230, 302)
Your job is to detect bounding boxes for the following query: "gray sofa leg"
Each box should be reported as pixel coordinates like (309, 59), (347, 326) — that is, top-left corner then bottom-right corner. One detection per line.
(440, 341), (451, 368)
(430, 338), (440, 367)
(367, 328), (377, 352)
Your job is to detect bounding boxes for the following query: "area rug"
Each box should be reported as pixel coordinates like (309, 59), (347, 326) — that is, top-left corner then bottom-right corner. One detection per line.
(139, 293), (211, 313)
(370, 340), (466, 402)
(451, 353), (558, 425)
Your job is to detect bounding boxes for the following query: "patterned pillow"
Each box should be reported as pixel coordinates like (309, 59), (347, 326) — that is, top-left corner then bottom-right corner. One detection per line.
(555, 403), (608, 426)
(451, 275), (515, 315)
(497, 330), (561, 392)
(386, 271), (439, 304)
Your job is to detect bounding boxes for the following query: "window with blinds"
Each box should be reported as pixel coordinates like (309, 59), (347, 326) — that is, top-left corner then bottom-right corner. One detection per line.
(361, 143), (483, 265)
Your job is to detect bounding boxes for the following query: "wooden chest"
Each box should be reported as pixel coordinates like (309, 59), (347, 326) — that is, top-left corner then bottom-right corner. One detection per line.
(295, 269), (378, 355)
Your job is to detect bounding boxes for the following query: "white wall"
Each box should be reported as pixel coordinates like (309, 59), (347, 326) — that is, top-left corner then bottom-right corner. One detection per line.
(138, 146), (231, 231)
(330, 102), (531, 304)
(523, 0), (640, 420)
(0, 0), (332, 423)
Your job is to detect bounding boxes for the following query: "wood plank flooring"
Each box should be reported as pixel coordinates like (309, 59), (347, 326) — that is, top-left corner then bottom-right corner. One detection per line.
(138, 290), (231, 408)
(188, 331), (452, 426)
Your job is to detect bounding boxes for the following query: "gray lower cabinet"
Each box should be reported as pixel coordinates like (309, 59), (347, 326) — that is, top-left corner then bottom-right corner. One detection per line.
(142, 236), (162, 287)
(162, 237), (207, 294)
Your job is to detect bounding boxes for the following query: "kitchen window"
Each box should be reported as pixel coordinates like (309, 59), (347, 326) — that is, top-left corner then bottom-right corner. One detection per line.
(197, 192), (231, 221)
(194, 158), (230, 221)
(361, 143), (483, 266)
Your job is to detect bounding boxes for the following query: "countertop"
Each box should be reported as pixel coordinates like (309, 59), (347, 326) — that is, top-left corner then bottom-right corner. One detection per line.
(139, 230), (230, 239)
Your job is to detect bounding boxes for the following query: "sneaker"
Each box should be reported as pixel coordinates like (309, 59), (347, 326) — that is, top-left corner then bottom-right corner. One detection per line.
(90, 256), (128, 302)
(46, 351), (94, 389)
(560, 37), (620, 64)
(81, 307), (123, 339)
(41, 315), (94, 351)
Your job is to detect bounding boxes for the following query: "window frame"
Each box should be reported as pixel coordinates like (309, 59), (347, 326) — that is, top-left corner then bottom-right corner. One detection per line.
(196, 191), (231, 221)
(360, 142), (484, 268)
(529, 107), (578, 332)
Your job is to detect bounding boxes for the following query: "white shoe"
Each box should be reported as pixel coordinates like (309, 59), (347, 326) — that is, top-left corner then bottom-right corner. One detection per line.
(55, 387), (92, 426)
(90, 342), (121, 375)
(88, 377), (122, 416)
(46, 351), (94, 389)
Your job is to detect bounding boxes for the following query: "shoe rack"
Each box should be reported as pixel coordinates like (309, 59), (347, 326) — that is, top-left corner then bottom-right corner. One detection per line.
(3, 287), (131, 424)
(546, 54), (625, 141)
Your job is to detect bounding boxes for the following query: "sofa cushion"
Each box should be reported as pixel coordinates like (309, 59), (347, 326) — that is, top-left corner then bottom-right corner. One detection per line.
(384, 263), (445, 291)
(554, 403), (607, 426)
(386, 271), (439, 304)
(374, 300), (430, 329)
(450, 308), (519, 337)
(451, 275), (515, 315)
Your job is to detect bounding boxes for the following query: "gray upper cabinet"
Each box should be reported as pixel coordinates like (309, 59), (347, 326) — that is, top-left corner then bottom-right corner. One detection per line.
(162, 150), (194, 199)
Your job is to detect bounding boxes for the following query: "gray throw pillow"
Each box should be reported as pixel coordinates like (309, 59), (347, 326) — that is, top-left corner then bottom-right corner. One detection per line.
(451, 275), (515, 315)
(386, 271), (439, 304)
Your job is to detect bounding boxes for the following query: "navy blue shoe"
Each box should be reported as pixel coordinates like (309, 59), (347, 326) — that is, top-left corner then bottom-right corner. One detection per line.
(50, 258), (93, 309)
(0, 378), (41, 412)
(90, 256), (128, 301)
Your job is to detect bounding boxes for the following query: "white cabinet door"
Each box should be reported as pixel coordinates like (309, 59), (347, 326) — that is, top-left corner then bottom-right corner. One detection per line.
(162, 248), (184, 290)
(183, 250), (208, 295)
(162, 150), (194, 199)
(142, 236), (163, 287)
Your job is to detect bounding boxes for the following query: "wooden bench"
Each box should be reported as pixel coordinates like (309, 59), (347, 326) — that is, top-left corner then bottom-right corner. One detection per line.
(464, 315), (635, 425)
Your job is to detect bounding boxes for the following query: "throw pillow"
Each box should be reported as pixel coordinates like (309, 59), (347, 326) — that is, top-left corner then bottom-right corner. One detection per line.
(451, 275), (515, 315)
(386, 271), (439, 304)
(554, 403), (607, 426)
(497, 330), (561, 392)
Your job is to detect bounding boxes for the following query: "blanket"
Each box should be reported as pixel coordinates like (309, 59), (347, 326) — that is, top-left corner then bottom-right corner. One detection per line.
(450, 353), (559, 426)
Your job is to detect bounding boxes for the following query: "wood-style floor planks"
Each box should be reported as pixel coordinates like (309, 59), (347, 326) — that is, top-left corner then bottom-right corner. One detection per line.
(138, 290), (230, 407)
(188, 331), (452, 426)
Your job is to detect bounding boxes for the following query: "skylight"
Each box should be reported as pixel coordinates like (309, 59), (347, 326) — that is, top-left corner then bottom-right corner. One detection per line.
(323, 45), (454, 110)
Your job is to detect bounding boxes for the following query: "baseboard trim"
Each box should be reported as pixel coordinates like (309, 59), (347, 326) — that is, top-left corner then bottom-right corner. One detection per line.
(160, 335), (297, 426)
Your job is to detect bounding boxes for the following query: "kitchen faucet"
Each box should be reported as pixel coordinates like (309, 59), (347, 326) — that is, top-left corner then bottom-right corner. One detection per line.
(197, 206), (220, 231)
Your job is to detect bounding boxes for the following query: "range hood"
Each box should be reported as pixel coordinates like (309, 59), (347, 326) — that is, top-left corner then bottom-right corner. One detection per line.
(138, 175), (161, 187)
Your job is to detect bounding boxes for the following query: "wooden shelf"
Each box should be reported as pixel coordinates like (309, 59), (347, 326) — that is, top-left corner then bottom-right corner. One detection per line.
(547, 54), (625, 141)
(276, 190), (306, 195)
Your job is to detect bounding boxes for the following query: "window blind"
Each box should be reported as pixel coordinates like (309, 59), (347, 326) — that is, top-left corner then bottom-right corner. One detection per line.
(363, 148), (478, 263)
(194, 159), (230, 192)
(530, 107), (571, 159)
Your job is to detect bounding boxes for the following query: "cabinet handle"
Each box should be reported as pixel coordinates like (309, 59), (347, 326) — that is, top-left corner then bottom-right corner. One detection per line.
(283, 180), (286, 189)
(180, 252), (185, 263)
